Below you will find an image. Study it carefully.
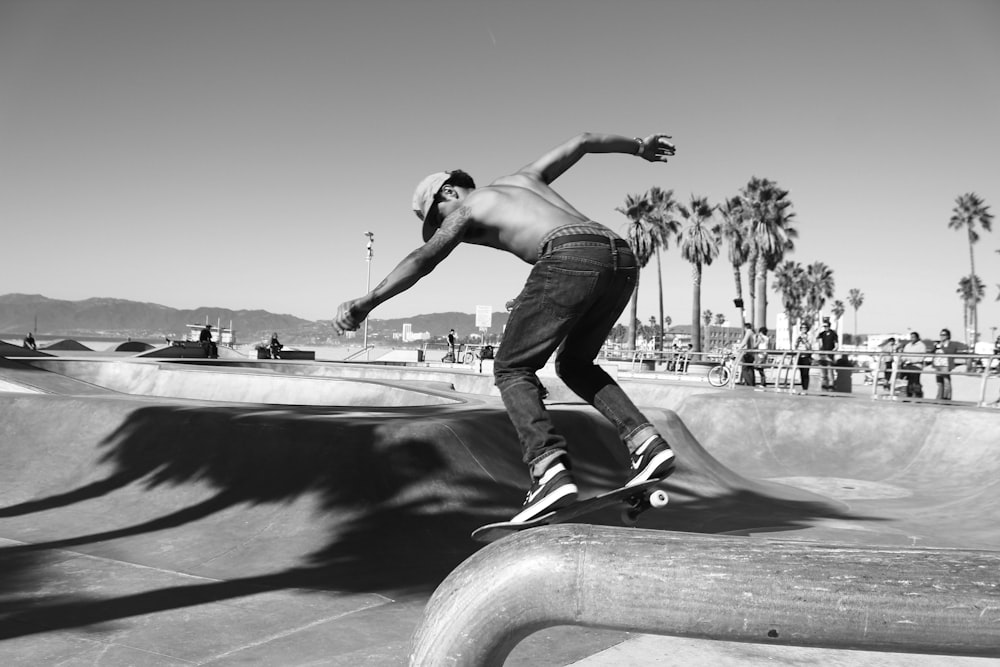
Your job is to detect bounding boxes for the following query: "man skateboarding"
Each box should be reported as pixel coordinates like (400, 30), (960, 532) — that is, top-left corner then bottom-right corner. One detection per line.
(334, 132), (678, 523)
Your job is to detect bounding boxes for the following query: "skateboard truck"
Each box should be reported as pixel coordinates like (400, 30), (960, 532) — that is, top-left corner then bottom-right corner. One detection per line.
(622, 486), (669, 525)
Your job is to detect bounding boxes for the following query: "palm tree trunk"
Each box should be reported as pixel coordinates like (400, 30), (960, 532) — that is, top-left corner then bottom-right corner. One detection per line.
(965, 231), (979, 345)
(746, 256), (757, 329)
(732, 263), (745, 328)
(754, 262), (768, 331)
(968, 233), (977, 346)
(962, 299), (969, 346)
(691, 263), (702, 353)
(656, 247), (665, 351)
(627, 271), (641, 352)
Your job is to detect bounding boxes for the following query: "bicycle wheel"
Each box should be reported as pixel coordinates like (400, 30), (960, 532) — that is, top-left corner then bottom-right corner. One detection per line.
(707, 364), (730, 387)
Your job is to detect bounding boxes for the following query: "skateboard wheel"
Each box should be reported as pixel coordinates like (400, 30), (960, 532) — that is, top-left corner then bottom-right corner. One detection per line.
(620, 508), (639, 526)
(648, 489), (669, 508)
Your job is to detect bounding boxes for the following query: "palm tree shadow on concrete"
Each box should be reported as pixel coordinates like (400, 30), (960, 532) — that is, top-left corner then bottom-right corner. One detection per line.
(0, 402), (881, 639)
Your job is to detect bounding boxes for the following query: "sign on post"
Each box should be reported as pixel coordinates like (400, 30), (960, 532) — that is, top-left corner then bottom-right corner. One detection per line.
(475, 305), (493, 329)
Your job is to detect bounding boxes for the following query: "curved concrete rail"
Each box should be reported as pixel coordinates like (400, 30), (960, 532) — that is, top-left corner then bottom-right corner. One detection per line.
(410, 524), (1000, 666)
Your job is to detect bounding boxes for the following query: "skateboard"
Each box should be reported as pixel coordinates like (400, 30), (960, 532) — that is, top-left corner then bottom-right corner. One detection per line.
(471, 478), (668, 543)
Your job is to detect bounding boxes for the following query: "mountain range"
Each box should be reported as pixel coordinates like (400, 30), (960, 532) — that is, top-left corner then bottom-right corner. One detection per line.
(0, 294), (509, 344)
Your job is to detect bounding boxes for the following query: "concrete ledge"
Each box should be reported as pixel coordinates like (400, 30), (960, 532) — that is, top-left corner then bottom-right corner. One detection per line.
(410, 525), (1000, 666)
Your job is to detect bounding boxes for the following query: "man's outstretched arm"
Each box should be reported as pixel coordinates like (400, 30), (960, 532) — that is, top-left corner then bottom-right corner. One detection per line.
(518, 132), (675, 184)
(334, 206), (471, 333)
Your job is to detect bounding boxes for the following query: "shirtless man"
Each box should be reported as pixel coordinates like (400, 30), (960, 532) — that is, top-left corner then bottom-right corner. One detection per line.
(334, 132), (678, 522)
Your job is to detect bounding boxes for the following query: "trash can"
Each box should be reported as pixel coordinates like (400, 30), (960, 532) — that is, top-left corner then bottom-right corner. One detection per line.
(833, 364), (853, 393)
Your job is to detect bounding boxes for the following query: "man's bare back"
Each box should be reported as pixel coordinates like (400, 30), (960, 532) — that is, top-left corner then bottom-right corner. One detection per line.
(459, 173), (595, 264)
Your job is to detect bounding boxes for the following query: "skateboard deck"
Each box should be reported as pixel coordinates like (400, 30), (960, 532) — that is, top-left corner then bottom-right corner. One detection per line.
(471, 478), (668, 543)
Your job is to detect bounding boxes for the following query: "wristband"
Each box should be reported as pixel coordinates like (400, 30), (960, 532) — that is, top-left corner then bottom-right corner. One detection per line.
(634, 137), (645, 155)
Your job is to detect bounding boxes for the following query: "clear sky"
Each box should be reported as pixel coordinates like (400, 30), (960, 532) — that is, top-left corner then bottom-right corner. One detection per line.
(2, 0), (999, 340)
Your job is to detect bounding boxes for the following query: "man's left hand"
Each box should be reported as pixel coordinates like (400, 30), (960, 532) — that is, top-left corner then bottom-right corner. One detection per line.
(638, 133), (676, 162)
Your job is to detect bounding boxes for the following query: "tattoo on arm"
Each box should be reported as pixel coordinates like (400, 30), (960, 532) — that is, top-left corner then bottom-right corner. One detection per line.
(366, 206), (472, 308)
(426, 205), (471, 254)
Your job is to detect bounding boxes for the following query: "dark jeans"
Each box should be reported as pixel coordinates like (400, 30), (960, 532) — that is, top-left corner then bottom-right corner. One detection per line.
(494, 228), (658, 472)
(903, 363), (923, 397)
(741, 353), (756, 386)
(796, 355), (811, 390)
(817, 353), (834, 387)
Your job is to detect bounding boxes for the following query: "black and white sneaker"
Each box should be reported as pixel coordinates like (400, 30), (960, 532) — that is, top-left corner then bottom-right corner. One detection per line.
(510, 459), (578, 524)
(626, 435), (676, 487)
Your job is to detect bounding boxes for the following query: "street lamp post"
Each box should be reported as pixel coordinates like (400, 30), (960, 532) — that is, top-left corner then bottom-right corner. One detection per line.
(364, 231), (374, 360)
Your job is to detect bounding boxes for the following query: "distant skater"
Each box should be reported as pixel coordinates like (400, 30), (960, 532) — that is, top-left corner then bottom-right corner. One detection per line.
(23, 332), (37, 350)
(335, 131), (679, 523)
(199, 324), (218, 359)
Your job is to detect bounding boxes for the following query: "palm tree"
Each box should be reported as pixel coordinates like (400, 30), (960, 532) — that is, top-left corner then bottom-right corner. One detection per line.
(957, 275), (986, 343)
(714, 313), (726, 326)
(738, 179), (764, 328)
(702, 309), (713, 350)
(617, 192), (655, 351)
(804, 261), (835, 325)
(831, 300), (846, 337)
(847, 288), (864, 341)
(678, 195), (721, 353)
(773, 260), (806, 345)
(740, 177), (798, 329)
(948, 193), (994, 344)
(718, 196), (749, 327)
(645, 187), (680, 351)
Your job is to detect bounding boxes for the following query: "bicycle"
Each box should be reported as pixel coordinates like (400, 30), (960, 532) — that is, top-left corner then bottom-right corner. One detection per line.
(708, 352), (741, 387)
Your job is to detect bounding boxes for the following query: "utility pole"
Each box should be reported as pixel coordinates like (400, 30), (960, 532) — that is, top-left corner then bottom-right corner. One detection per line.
(364, 231), (374, 360)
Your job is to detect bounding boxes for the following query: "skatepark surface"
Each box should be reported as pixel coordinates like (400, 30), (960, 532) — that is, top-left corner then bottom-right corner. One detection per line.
(0, 355), (998, 665)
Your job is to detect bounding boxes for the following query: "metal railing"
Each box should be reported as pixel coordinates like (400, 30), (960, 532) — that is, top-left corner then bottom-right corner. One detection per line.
(342, 345), (375, 362)
(599, 345), (1000, 408)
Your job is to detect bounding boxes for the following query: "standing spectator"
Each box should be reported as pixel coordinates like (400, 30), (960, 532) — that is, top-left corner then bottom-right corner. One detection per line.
(667, 339), (681, 371)
(752, 326), (770, 388)
(737, 322), (756, 386)
(900, 331), (928, 398)
(793, 323), (813, 392)
(23, 332), (37, 350)
(447, 329), (457, 360)
(932, 328), (958, 401)
(878, 337), (898, 389)
(269, 332), (283, 359)
(676, 343), (693, 374)
(816, 317), (839, 390)
(992, 335), (1000, 375)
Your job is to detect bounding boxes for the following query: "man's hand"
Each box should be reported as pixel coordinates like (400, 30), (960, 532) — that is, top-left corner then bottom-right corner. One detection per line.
(637, 133), (676, 162)
(334, 297), (374, 334)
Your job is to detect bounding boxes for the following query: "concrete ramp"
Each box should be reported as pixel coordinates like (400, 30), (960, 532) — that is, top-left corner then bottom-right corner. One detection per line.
(22, 358), (462, 407)
(1, 359), (998, 664)
(674, 392), (1000, 548)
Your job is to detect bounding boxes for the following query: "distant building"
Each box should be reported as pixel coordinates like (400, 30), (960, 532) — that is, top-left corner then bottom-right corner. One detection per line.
(666, 324), (744, 354)
(401, 323), (430, 342)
